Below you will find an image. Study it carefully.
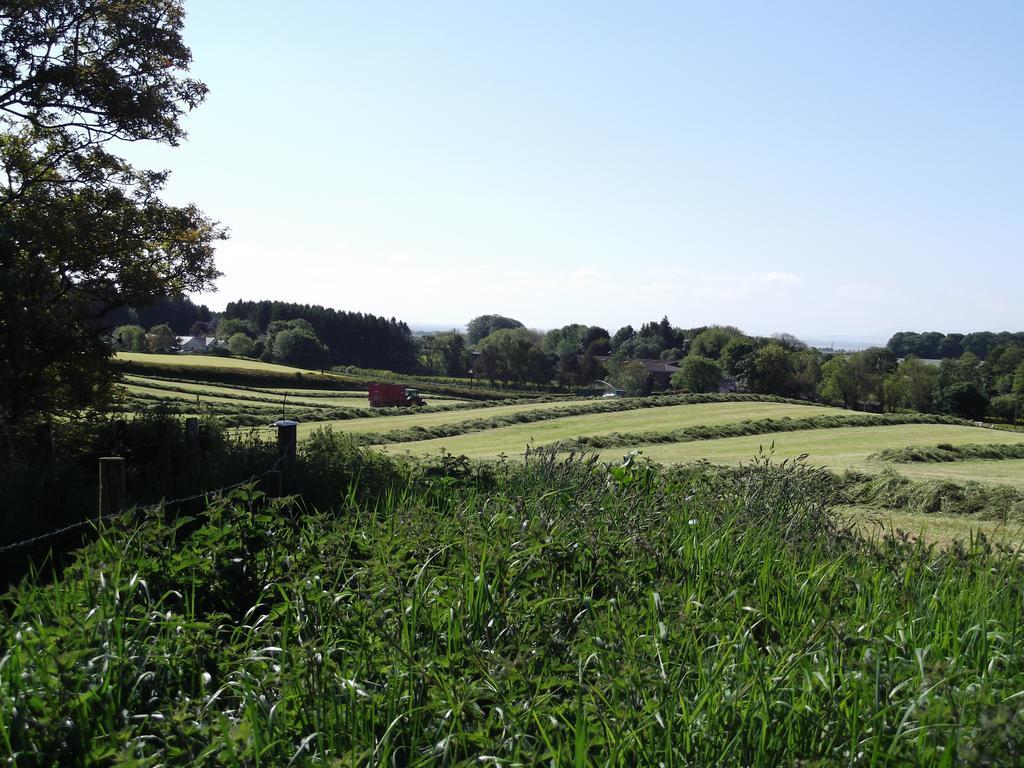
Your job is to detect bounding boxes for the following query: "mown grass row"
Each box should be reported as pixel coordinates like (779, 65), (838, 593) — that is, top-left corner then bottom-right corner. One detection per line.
(841, 468), (1024, 519)
(4, 444), (1024, 765)
(352, 393), (830, 446)
(662, 456), (1024, 519)
(124, 375), (467, 403)
(545, 412), (971, 452)
(869, 442), (1024, 464)
(113, 393), (510, 428)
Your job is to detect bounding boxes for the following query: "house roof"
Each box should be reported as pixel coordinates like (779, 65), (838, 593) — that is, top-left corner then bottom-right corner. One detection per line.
(639, 359), (679, 374)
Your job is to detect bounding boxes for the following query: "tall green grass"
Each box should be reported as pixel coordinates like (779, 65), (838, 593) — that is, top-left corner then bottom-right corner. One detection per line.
(4, 445), (1024, 765)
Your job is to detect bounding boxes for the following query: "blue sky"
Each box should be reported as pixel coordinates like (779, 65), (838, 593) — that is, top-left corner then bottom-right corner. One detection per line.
(126, 1), (1023, 339)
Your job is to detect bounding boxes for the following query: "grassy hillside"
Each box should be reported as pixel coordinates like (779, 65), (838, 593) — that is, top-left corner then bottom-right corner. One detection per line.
(595, 423), (1023, 469)
(378, 401), (854, 457)
(118, 351), (334, 374)
(4, 446), (1024, 765)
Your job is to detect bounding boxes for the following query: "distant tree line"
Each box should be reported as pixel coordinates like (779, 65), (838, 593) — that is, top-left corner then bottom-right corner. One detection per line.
(223, 301), (418, 372)
(105, 297), (213, 336)
(887, 331), (1024, 360)
(420, 316), (1024, 424)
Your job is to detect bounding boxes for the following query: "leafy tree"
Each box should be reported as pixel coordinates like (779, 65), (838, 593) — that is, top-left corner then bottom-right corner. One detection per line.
(720, 337), (757, 378)
(228, 332), (256, 358)
(942, 382), (989, 420)
(216, 317), (258, 340)
(747, 342), (798, 397)
(579, 342), (607, 387)
(988, 395), (1018, 424)
(880, 371), (910, 412)
(418, 331), (469, 377)
(435, 331), (470, 377)
(615, 335), (664, 361)
(146, 324), (177, 354)
(466, 314), (523, 345)
(610, 325), (636, 352)
(771, 332), (808, 351)
(107, 296), (212, 335)
(556, 350), (582, 389)
(615, 361), (651, 396)
(225, 300), (417, 371)
(274, 328), (327, 369)
(900, 356), (940, 412)
(542, 324), (588, 357)
(0, 0), (223, 430)
(819, 357), (855, 407)
(112, 325), (147, 352)
(581, 326), (611, 355)
(476, 328), (549, 387)
(690, 326), (743, 359)
(671, 356), (722, 393)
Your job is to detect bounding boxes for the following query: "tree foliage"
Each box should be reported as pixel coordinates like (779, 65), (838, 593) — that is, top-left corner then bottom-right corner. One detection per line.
(466, 314), (524, 345)
(475, 328), (552, 387)
(0, 0), (223, 431)
(225, 300), (416, 372)
(227, 332), (255, 358)
(145, 323), (176, 354)
(671, 356), (722, 393)
(112, 324), (146, 352)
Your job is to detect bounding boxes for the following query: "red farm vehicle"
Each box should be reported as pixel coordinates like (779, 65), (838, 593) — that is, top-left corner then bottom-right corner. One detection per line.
(368, 383), (427, 408)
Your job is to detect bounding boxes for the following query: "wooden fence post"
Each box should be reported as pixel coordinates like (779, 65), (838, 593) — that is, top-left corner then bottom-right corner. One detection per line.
(273, 420), (298, 494)
(99, 457), (126, 517)
(274, 420), (298, 467)
(261, 470), (282, 499)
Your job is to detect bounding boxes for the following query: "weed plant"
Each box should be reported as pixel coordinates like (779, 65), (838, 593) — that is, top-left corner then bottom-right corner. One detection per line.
(3, 447), (1024, 765)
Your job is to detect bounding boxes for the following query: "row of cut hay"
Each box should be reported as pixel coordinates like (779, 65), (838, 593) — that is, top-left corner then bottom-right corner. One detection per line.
(545, 413), (971, 452)
(869, 441), (1024, 463)
(350, 393), (836, 445)
(663, 457), (1024, 519)
(116, 357), (549, 401)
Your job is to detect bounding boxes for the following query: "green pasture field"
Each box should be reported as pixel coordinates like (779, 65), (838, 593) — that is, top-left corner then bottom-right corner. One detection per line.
(258, 386), (468, 402)
(123, 377), (375, 409)
(378, 401), (854, 457)
(298, 398), (596, 438)
(845, 504), (1024, 546)
(885, 458), (1024, 489)
(594, 422), (1024, 476)
(117, 351), (334, 376)
(122, 384), (284, 410)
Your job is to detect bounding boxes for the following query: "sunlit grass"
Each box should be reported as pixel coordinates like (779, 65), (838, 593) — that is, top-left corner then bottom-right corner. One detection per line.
(4, 448), (1024, 765)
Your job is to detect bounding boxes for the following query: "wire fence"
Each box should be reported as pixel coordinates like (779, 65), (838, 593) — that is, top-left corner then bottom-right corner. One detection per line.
(0, 454), (286, 557)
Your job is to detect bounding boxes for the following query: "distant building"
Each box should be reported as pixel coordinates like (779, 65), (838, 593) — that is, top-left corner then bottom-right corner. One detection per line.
(638, 359), (680, 390)
(177, 336), (220, 354)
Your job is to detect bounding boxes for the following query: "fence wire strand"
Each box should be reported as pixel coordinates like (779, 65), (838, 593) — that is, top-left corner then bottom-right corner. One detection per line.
(0, 454), (285, 556)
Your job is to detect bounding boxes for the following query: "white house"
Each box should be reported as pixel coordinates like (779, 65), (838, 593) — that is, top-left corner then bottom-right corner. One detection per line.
(177, 336), (220, 353)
